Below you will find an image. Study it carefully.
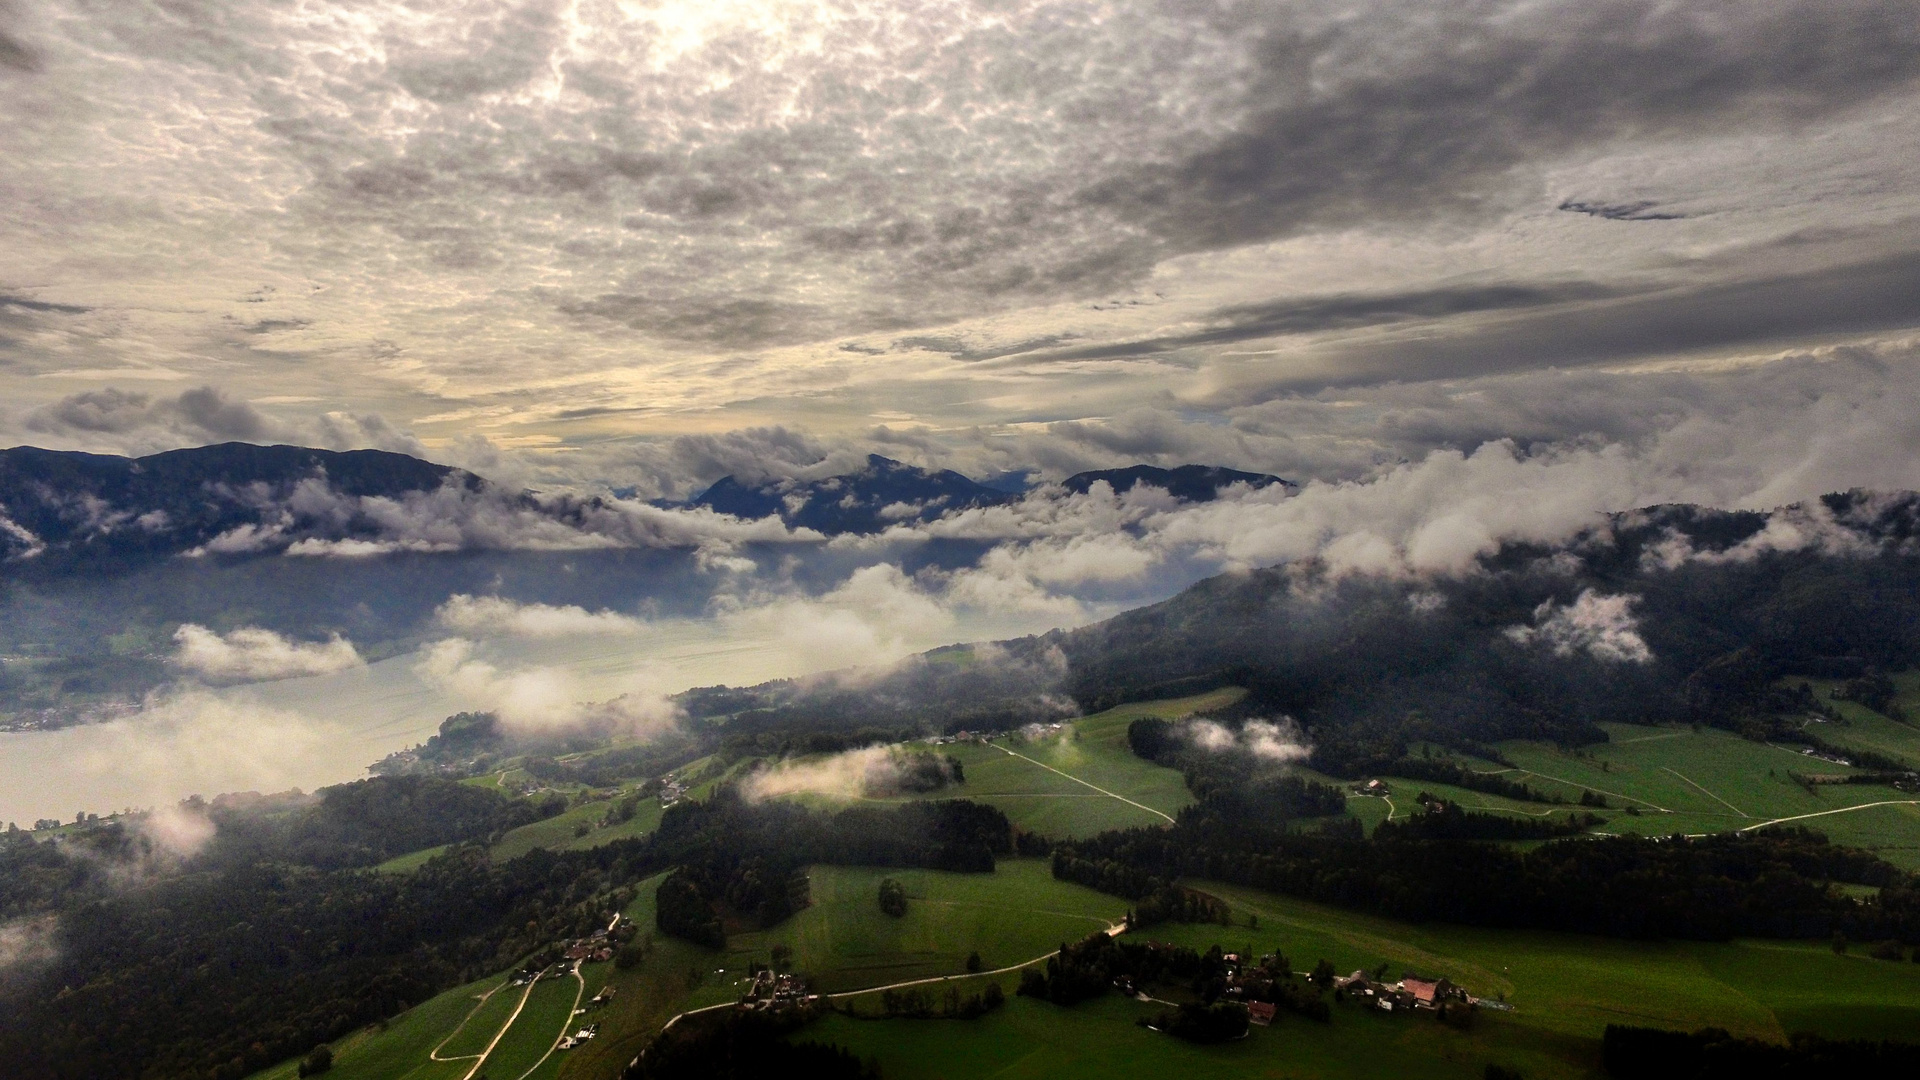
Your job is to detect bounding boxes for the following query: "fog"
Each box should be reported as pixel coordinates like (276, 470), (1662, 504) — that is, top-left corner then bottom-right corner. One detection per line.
(0, 599), (1075, 825)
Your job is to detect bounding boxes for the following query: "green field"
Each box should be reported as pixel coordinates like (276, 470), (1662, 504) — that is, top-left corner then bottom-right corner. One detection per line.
(1474, 723), (1920, 866)
(244, 970), (503, 1080)
(809, 876), (1920, 1080)
(1803, 677), (1920, 767)
(688, 860), (1125, 998)
(250, 687), (1920, 1080)
(781, 689), (1226, 839)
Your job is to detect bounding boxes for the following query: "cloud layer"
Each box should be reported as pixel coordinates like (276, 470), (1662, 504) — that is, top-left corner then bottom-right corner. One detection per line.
(1, 0), (1916, 463)
(171, 625), (364, 683)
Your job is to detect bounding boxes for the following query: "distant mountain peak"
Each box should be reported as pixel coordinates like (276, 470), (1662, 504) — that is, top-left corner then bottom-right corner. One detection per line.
(1060, 464), (1292, 502)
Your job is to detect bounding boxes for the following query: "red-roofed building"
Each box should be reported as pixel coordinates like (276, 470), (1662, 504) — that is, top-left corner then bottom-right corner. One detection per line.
(1247, 1002), (1276, 1027)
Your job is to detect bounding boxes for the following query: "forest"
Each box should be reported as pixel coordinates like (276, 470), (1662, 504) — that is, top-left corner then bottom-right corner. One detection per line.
(0, 781), (1016, 1080)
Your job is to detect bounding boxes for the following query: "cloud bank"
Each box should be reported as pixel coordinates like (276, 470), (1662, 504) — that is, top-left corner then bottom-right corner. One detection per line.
(1505, 591), (1653, 664)
(434, 594), (646, 638)
(171, 625), (364, 683)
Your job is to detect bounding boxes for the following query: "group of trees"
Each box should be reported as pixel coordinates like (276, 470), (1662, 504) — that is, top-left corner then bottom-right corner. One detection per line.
(1052, 810), (1920, 942)
(626, 1006), (877, 1080)
(647, 797), (1014, 945)
(877, 877), (908, 917)
(1372, 798), (1605, 841)
(0, 776), (1023, 1079)
(872, 982), (1003, 1019)
(1602, 1024), (1920, 1078)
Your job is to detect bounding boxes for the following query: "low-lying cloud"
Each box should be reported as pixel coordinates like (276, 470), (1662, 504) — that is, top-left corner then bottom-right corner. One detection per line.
(740, 745), (956, 802)
(172, 624), (364, 683)
(435, 594), (645, 638)
(1187, 717), (1313, 763)
(0, 915), (59, 989)
(411, 637), (680, 738)
(1505, 590), (1653, 664)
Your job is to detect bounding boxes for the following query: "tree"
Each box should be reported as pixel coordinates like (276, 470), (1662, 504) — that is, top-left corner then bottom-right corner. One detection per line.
(1310, 959), (1336, 989)
(966, 951), (983, 973)
(877, 877), (908, 917)
(296, 1045), (332, 1077)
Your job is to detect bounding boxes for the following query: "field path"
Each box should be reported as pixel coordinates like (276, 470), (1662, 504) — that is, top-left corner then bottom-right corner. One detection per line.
(428, 976), (537, 1080)
(1738, 799), (1920, 832)
(425, 983), (508, 1064)
(1660, 767), (1749, 818)
(649, 919), (1127, 1045)
(985, 742), (1175, 823)
(1511, 768), (1671, 812)
(508, 963), (587, 1080)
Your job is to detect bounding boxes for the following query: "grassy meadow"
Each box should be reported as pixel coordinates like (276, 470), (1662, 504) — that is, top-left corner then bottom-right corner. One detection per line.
(810, 877), (1920, 1080)
(255, 684), (1920, 1080)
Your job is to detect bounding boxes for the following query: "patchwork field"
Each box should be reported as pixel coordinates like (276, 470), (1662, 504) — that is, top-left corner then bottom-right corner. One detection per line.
(684, 860), (1126, 1001)
(489, 796), (666, 862)
(258, 686), (1920, 1080)
(1484, 723), (1920, 867)
(813, 878), (1920, 1080)
(808, 689), (1227, 838)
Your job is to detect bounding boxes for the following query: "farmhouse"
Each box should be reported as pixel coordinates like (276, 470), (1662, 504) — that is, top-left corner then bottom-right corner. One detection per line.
(1246, 1002), (1277, 1027)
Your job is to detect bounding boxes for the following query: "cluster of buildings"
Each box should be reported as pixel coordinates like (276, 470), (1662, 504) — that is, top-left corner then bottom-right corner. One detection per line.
(740, 969), (814, 1012)
(1333, 970), (1504, 1013)
(921, 731), (995, 746)
(657, 774), (690, 807)
(557, 1022), (599, 1050)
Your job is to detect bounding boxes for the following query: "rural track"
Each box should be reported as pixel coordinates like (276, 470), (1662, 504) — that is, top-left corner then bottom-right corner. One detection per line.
(645, 919), (1128, 1057)
(1660, 767), (1749, 818)
(428, 975), (537, 1080)
(507, 962), (587, 1080)
(984, 742), (1176, 823)
(1507, 767), (1671, 812)
(1738, 799), (1920, 832)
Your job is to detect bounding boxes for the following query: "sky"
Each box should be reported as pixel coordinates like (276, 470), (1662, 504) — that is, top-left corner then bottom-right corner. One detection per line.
(4, 0), (1920, 500)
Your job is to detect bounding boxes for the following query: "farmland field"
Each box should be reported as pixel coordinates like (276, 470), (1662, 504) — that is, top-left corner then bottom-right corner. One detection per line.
(687, 859), (1125, 999)
(1490, 723), (1920, 866)
(813, 877), (1920, 1080)
(801, 689), (1224, 838)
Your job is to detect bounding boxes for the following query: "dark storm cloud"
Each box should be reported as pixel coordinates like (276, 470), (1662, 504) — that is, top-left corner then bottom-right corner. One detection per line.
(0, 0), (39, 73)
(1092, 0), (1920, 253)
(1284, 249), (1920, 393)
(0, 293), (88, 316)
(981, 283), (1615, 365)
(29, 386), (276, 442)
(1557, 201), (1685, 222)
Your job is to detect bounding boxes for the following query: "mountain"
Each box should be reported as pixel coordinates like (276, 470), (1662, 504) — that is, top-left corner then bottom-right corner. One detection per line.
(1060, 464), (1291, 501)
(0, 443), (473, 573)
(688, 454), (1013, 534)
(686, 456), (1293, 534)
(683, 490), (1920, 774)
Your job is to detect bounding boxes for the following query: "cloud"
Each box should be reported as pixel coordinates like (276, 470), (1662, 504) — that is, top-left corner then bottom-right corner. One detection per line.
(1242, 718), (1313, 763)
(715, 564), (958, 676)
(1098, 0), (1920, 255)
(51, 688), (362, 814)
(1505, 590), (1653, 663)
(171, 624), (364, 684)
(0, 915), (58, 990)
(1186, 716), (1312, 762)
(739, 745), (952, 802)
(134, 801), (217, 859)
(434, 594), (646, 638)
(23, 386), (431, 459)
(412, 637), (588, 727)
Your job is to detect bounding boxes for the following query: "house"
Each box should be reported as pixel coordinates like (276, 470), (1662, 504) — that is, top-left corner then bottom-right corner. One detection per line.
(1247, 1002), (1276, 1027)
(1400, 978), (1440, 1007)
(564, 944), (591, 962)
